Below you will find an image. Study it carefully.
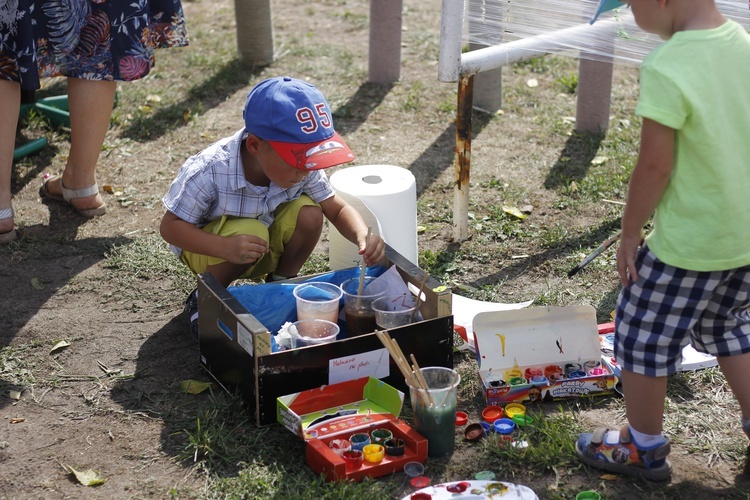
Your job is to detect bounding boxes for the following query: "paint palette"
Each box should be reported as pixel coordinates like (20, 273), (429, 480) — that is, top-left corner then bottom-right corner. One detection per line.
(474, 306), (616, 405)
(401, 480), (537, 500)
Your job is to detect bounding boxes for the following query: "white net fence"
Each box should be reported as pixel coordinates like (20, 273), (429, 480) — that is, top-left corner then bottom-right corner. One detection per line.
(464, 0), (750, 66)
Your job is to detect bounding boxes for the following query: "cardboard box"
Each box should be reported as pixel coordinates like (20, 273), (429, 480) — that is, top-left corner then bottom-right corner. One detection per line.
(198, 245), (454, 426)
(278, 376), (428, 482)
(473, 306), (616, 405)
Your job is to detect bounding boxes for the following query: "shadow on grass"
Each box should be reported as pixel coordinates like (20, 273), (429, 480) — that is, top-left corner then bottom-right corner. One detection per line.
(333, 82), (394, 135)
(118, 58), (266, 142)
(409, 110), (496, 198)
(543, 131), (604, 190)
(112, 315), (401, 498)
(0, 217), (133, 412)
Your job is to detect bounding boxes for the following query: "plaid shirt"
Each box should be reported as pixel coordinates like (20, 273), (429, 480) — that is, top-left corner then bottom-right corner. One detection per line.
(163, 128), (334, 255)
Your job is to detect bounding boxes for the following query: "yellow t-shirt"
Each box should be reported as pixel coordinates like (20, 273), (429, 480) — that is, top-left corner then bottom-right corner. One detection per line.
(637, 20), (750, 271)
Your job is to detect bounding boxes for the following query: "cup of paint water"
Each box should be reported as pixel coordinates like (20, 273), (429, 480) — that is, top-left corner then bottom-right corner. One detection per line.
(290, 319), (340, 348)
(408, 366), (461, 457)
(293, 282), (342, 324)
(340, 277), (387, 336)
(372, 293), (420, 329)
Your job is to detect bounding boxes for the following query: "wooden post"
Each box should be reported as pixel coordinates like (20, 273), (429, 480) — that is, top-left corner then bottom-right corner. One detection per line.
(575, 54), (614, 134)
(453, 76), (474, 242)
(470, 50), (503, 113)
(368, 0), (403, 83)
(467, 0), (503, 113)
(234, 0), (274, 67)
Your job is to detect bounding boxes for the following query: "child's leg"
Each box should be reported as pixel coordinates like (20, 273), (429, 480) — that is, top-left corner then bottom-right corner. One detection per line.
(274, 204), (323, 278)
(717, 352), (750, 435)
(690, 267), (750, 438)
(576, 247), (718, 480)
(266, 195), (322, 279)
(621, 370), (668, 435)
(181, 216), (269, 287)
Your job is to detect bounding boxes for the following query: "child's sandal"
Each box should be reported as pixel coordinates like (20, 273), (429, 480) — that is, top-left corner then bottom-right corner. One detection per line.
(575, 425), (672, 481)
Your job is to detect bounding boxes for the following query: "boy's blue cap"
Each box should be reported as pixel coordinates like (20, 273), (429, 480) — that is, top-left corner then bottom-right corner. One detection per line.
(590, 0), (625, 24)
(243, 76), (355, 170)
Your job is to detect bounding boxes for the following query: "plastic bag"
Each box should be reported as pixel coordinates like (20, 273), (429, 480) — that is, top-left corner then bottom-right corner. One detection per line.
(227, 266), (387, 339)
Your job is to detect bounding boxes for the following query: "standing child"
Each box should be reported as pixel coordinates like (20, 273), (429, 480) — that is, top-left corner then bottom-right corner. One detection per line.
(578, 0), (750, 481)
(161, 76), (386, 339)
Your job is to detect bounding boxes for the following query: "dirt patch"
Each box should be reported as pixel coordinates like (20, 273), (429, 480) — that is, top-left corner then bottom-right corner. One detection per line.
(2, 0), (749, 498)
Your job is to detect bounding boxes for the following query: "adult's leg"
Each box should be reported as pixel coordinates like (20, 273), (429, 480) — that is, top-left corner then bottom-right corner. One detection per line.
(42, 78), (116, 212)
(0, 80), (21, 236)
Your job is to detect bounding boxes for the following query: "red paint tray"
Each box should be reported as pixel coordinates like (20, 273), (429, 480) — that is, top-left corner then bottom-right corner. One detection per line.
(278, 376), (427, 481)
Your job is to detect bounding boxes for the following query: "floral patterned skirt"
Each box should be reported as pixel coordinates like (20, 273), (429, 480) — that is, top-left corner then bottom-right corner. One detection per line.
(0, 0), (189, 89)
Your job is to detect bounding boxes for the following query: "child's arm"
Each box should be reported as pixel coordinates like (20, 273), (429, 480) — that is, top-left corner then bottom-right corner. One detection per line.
(320, 194), (386, 266)
(160, 211), (269, 265)
(616, 118), (675, 286)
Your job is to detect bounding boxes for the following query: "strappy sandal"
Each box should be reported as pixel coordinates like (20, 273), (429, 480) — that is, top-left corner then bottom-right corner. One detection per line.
(575, 425), (672, 481)
(0, 207), (17, 244)
(39, 174), (107, 218)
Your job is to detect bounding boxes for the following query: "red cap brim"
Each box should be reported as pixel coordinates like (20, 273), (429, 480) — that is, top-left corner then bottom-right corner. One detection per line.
(268, 131), (355, 171)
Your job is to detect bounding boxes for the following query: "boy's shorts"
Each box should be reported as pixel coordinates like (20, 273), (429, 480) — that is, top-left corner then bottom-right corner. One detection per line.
(180, 195), (318, 280)
(615, 246), (750, 377)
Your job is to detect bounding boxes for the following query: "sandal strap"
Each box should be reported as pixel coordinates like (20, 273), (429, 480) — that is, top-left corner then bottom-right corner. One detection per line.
(619, 426), (632, 444)
(619, 425), (671, 463)
(643, 440), (671, 463)
(61, 181), (99, 202)
(0, 208), (13, 220)
(590, 427), (608, 445)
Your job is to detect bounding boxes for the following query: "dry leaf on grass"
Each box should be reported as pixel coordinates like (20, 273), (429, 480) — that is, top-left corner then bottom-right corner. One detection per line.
(49, 340), (70, 355)
(502, 205), (527, 220)
(179, 380), (213, 394)
(67, 465), (106, 486)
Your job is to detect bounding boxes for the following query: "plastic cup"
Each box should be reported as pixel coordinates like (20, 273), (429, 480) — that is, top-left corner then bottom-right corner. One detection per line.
(408, 366), (461, 457)
(340, 276), (387, 336)
(363, 443), (385, 463)
(293, 282), (343, 323)
(384, 438), (405, 456)
(372, 294), (419, 329)
(328, 438), (351, 457)
(349, 432), (371, 452)
(342, 449), (363, 471)
(503, 403), (526, 420)
(370, 428), (393, 445)
(493, 417), (515, 434)
(576, 492), (601, 500)
(290, 319), (340, 348)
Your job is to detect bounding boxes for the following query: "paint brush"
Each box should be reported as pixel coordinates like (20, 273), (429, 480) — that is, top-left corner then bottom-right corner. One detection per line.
(567, 230), (621, 278)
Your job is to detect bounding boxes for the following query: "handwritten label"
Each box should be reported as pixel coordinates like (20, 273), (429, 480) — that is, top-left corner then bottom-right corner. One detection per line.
(329, 348), (389, 385)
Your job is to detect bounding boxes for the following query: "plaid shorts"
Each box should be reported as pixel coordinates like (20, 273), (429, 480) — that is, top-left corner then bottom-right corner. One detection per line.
(615, 246), (750, 377)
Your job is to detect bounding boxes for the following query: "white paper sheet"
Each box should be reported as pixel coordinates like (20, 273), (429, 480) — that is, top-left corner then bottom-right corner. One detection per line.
(452, 294), (534, 352)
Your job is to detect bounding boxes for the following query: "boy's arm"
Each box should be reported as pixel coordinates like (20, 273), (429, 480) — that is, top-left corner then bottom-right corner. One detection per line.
(320, 194), (386, 266)
(616, 118), (675, 286)
(160, 211), (268, 265)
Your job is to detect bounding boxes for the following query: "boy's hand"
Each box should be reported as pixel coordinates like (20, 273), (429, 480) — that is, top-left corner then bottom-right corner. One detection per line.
(224, 234), (269, 265)
(616, 229), (645, 287)
(359, 234), (386, 267)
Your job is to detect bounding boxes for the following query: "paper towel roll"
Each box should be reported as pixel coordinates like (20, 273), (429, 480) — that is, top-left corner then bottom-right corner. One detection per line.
(328, 165), (418, 270)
